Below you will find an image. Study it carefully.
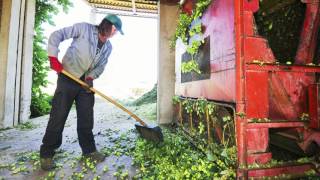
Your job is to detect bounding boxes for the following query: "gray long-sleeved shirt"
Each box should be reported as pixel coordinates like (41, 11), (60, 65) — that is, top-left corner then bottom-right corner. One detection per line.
(47, 22), (112, 79)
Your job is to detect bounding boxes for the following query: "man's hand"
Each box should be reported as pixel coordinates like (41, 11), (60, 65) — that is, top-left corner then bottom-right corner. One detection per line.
(82, 77), (94, 93)
(85, 77), (93, 87)
(49, 56), (63, 73)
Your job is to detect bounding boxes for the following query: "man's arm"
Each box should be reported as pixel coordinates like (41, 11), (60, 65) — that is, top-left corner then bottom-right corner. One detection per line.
(47, 23), (84, 57)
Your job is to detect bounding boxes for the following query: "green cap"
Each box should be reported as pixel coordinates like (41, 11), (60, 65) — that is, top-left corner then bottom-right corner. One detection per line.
(104, 14), (124, 35)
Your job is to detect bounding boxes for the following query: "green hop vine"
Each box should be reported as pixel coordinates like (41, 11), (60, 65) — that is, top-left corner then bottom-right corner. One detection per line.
(171, 0), (212, 74)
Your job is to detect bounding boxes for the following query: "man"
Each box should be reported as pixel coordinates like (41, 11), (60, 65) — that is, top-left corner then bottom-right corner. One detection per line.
(40, 14), (124, 171)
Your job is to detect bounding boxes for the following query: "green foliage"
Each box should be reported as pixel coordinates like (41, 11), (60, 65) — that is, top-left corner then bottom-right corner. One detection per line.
(181, 60), (201, 74)
(182, 99), (194, 114)
(16, 121), (37, 130)
(171, 0), (212, 47)
(171, 13), (193, 47)
(172, 0), (212, 74)
(31, 0), (72, 118)
(186, 37), (203, 55)
(132, 128), (236, 179)
(131, 84), (157, 106)
(194, 98), (207, 116)
(172, 95), (181, 105)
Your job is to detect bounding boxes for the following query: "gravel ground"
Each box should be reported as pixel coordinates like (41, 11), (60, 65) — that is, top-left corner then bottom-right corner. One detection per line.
(0, 97), (155, 179)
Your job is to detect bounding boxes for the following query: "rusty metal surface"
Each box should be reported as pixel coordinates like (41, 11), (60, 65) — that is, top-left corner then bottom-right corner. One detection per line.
(246, 128), (269, 153)
(176, 70), (236, 102)
(309, 84), (320, 129)
(247, 121), (305, 129)
(247, 152), (272, 164)
(248, 163), (314, 177)
(176, 0), (320, 177)
(246, 71), (269, 118)
(235, 0), (247, 177)
(246, 66), (317, 120)
(269, 71), (314, 120)
(295, 1), (320, 65)
(175, 0), (236, 102)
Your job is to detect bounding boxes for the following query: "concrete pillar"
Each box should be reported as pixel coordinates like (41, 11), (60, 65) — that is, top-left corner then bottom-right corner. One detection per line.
(0, 0), (4, 127)
(0, 0), (14, 128)
(157, 3), (179, 124)
(0, 0), (2, 25)
(19, 0), (35, 123)
(0, 0), (35, 128)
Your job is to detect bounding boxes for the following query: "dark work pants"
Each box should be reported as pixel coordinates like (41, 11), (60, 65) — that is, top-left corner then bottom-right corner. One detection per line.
(40, 74), (96, 158)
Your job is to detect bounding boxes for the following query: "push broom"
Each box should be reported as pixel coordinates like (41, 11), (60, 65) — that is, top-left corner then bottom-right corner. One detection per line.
(61, 70), (163, 143)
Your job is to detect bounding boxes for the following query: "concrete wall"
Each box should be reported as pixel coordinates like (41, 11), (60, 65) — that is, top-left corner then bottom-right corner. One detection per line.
(0, 0), (35, 128)
(0, 0), (12, 128)
(157, 4), (179, 124)
(0, 0), (2, 26)
(19, 0), (35, 123)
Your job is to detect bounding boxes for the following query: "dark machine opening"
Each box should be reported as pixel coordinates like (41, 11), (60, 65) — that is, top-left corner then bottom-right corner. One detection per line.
(254, 0), (306, 63)
(181, 36), (211, 83)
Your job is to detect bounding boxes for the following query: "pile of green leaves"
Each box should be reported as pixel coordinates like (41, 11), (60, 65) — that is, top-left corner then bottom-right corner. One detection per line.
(16, 121), (37, 130)
(132, 128), (236, 179)
(131, 84), (157, 106)
(31, 0), (72, 117)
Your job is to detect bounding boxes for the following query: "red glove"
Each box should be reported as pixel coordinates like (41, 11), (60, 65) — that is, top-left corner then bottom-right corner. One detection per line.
(85, 77), (94, 87)
(83, 76), (94, 93)
(49, 56), (63, 73)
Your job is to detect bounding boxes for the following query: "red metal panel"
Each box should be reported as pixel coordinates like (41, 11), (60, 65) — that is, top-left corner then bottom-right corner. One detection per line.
(242, 3), (275, 64)
(202, 0), (235, 72)
(176, 0), (320, 178)
(243, 11), (255, 36)
(248, 164), (315, 177)
(246, 71), (269, 118)
(247, 152), (272, 164)
(243, 0), (259, 12)
(235, 0), (247, 177)
(299, 129), (320, 151)
(176, 70), (235, 102)
(247, 121), (305, 129)
(269, 72), (314, 120)
(176, 0), (236, 102)
(246, 64), (319, 121)
(247, 64), (320, 73)
(295, 1), (320, 65)
(244, 37), (275, 63)
(210, 54), (234, 72)
(309, 84), (320, 129)
(246, 128), (269, 153)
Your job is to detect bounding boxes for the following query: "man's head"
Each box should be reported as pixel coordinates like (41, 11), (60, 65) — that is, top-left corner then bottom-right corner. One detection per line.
(98, 14), (123, 43)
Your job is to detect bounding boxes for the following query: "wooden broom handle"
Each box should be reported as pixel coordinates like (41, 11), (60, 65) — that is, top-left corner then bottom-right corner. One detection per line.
(61, 70), (147, 126)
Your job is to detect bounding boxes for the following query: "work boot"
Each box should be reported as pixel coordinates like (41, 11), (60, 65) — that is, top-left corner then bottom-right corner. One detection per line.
(83, 151), (105, 162)
(40, 157), (55, 171)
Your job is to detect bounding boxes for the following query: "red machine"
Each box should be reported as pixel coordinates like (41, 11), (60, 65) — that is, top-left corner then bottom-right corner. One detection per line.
(175, 0), (320, 178)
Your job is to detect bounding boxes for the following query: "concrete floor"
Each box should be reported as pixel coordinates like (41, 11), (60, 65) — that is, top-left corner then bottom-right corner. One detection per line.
(0, 98), (144, 179)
